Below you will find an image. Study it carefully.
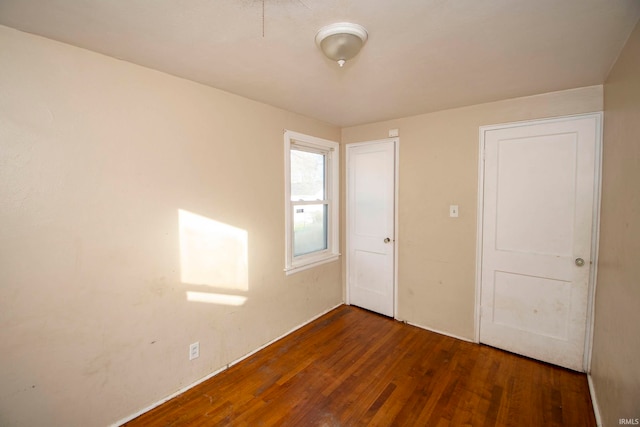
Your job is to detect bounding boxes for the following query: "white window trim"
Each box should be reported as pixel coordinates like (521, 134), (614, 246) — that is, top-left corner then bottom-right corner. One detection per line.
(284, 130), (340, 275)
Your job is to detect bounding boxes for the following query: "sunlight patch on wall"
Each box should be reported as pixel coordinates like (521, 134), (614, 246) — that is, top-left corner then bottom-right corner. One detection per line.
(178, 209), (248, 291)
(186, 291), (247, 306)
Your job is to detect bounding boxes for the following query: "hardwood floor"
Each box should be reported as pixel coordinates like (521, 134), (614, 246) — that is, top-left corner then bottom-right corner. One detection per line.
(124, 305), (596, 426)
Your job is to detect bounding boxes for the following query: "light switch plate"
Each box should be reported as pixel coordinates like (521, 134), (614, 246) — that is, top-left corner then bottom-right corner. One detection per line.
(449, 205), (459, 218)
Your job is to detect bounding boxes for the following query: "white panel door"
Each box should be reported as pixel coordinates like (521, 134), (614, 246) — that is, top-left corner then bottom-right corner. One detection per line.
(347, 139), (397, 317)
(480, 115), (599, 371)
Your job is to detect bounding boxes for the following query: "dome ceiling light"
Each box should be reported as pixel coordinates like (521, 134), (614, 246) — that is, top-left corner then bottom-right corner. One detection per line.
(315, 22), (368, 67)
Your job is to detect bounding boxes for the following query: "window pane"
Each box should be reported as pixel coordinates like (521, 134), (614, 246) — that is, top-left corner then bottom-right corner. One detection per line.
(293, 204), (328, 256)
(291, 149), (325, 201)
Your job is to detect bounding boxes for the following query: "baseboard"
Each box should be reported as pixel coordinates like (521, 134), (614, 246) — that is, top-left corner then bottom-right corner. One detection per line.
(587, 373), (603, 427)
(404, 320), (475, 343)
(110, 364), (228, 427)
(111, 303), (343, 426)
(228, 303), (343, 368)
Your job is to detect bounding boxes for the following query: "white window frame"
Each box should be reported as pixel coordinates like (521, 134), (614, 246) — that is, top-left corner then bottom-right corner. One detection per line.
(284, 130), (340, 275)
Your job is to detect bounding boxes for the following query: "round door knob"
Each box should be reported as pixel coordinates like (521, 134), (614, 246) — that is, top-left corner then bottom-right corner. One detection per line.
(384, 238), (391, 243)
(575, 258), (585, 267)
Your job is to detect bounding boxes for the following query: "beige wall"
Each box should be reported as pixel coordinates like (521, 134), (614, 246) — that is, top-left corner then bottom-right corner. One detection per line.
(0, 25), (342, 426)
(342, 86), (603, 340)
(592, 20), (640, 426)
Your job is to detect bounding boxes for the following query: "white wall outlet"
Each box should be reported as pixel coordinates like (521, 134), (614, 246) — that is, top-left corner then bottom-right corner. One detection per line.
(189, 342), (200, 360)
(449, 205), (459, 218)
(389, 128), (399, 137)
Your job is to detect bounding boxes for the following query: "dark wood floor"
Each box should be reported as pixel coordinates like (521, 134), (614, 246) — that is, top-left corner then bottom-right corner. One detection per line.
(125, 305), (596, 426)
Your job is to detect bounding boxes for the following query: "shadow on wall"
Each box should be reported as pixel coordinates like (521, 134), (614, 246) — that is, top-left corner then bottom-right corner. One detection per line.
(178, 209), (248, 306)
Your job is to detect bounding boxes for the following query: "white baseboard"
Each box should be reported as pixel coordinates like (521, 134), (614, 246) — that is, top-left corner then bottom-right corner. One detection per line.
(110, 365), (228, 427)
(228, 303), (343, 368)
(404, 320), (475, 343)
(111, 303), (343, 426)
(587, 373), (603, 427)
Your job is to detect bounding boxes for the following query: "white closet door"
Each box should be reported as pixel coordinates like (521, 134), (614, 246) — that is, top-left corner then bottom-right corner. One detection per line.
(347, 139), (397, 317)
(480, 115), (599, 371)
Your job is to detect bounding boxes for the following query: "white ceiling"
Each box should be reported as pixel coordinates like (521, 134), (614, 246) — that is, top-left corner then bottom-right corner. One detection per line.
(1, 0), (639, 127)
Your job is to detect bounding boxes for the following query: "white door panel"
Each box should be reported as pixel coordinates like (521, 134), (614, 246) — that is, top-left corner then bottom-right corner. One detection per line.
(347, 140), (397, 317)
(480, 115), (599, 371)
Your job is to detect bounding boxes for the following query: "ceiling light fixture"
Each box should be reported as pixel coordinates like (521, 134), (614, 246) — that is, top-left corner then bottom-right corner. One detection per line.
(315, 22), (368, 67)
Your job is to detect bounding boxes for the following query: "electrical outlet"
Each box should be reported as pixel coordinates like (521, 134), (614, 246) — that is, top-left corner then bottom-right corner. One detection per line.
(189, 342), (200, 360)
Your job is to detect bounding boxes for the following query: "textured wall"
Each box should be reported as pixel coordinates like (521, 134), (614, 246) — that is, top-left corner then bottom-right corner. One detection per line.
(0, 25), (342, 426)
(592, 19), (640, 427)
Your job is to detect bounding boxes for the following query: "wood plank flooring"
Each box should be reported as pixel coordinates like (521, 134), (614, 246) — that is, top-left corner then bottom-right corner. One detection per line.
(124, 305), (596, 426)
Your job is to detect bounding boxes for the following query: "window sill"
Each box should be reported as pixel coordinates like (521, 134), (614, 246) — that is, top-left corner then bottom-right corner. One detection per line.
(284, 254), (341, 276)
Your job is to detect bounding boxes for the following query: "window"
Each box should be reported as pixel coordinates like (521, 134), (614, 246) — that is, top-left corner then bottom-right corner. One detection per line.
(284, 130), (339, 274)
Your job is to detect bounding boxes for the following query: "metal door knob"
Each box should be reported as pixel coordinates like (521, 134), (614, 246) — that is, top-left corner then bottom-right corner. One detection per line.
(384, 238), (391, 243)
(575, 258), (585, 267)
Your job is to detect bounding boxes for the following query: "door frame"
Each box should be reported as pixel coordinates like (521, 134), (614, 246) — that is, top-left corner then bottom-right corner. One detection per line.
(346, 138), (400, 318)
(474, 112), (603, 372)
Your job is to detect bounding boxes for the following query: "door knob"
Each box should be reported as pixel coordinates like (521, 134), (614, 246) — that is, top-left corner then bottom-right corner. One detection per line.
(384, 238), (391, 243)
(575, 258), (585, 267)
